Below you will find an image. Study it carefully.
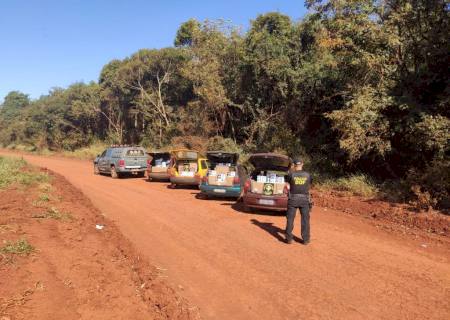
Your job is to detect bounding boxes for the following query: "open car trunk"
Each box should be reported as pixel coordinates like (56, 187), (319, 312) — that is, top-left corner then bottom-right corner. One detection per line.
(170, 150), (199, 177)
(206, 151), (239, 187)
(176, 160), (198, 177)
(149, 152), (171, 173)
(248, 153), (292, 196)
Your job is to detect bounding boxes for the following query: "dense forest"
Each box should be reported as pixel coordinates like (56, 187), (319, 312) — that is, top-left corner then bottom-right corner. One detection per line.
(0, 0), (449, 208)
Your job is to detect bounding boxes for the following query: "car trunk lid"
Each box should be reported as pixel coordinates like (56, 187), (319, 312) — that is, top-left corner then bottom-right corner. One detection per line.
(249, 153), (292, 171)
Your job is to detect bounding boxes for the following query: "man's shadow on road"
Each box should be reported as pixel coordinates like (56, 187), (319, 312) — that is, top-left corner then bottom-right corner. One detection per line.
(250, 219), (301, 243)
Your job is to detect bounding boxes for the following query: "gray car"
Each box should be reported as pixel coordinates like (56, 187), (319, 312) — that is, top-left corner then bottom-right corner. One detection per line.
(93, 146), (149, 178)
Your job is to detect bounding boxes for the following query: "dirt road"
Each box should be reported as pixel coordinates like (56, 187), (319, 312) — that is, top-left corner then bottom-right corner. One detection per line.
(3, 152), (450, 319)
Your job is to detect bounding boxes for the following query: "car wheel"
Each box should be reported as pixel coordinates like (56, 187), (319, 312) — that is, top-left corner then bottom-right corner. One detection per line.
(198, 193), (208, 200)
(243, 204), (253, 213)
(94, 164), (100, 175)
(111, 166), (119, 179)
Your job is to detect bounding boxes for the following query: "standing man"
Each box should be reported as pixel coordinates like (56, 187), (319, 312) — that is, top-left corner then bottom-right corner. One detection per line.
(285, 158), (312, 245)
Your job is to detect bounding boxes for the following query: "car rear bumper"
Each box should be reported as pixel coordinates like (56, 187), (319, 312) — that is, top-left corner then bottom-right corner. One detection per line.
(243, 192), (288, 211)
(199, 184), (241, 198)
(148, 171), (170, 180)
(117, 167), (146, 173)
(170, 176), (199, 185)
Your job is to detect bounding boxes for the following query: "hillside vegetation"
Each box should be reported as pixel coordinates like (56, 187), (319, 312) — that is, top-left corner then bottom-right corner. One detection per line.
(0, 0), (448, 209)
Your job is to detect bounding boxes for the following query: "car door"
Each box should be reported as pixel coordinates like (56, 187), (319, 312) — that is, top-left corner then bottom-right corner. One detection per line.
(104, 148), (114, 170)
(97, 150), (107, 172)
(199, 159), (209, 177)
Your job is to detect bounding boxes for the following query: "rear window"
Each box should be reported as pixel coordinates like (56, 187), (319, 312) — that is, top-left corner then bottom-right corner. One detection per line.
(151, 153), (171, 165)
(201, 160), (209, 169)
(126, 149), (145, 156)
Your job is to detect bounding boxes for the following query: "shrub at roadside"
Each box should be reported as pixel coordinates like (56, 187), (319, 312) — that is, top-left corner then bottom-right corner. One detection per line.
(316, 174), (379, 198)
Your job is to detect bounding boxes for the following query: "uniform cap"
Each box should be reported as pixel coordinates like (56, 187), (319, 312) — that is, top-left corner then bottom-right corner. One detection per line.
(293, 158), (303, 165)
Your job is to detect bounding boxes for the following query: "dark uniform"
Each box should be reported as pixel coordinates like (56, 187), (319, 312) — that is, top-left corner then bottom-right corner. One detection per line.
(285, 169), (312, 244)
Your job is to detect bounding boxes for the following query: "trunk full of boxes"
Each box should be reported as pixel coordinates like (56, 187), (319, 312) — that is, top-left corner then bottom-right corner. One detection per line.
(178, 161), (197, 177)
(208, 164), (236, 186)
(251, 173), (286, 196)
(152, 158), (170, 173)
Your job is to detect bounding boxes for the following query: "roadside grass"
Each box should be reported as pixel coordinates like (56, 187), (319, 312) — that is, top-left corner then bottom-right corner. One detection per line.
(0, 156), (50, 189)
(0, 239), (35, 255)
(315, 173), (379, 198)
(61, 141), (108, 160)
(33, 193), (52, 207)
(32, 207), (73, 221)
(38, 193), (50, 202)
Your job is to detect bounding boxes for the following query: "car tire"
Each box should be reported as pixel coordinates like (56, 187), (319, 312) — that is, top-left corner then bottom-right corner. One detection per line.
(111, 166), (119, 179)
(94, 164), (100, 175)
(243, 204), (253, 213)
(198, 193), (208, 200)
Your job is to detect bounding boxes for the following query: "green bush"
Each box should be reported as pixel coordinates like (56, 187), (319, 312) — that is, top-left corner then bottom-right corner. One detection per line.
(316, 174), (379, 198)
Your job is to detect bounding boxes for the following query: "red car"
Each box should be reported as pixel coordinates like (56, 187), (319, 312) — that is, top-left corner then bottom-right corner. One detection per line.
(242, 153), (292, 212)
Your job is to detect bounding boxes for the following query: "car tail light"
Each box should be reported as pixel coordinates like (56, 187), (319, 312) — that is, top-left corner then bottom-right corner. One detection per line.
(243, 179), (251, 193)
(283, 184), (290, 195)
(233, 176), (240, 185)
(118, 159), (125, 168)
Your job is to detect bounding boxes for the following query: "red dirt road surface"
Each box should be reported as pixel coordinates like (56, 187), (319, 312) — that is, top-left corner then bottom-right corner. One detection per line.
(3, 152), (450, 319)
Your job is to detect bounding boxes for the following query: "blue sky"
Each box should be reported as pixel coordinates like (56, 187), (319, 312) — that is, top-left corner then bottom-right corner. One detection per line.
(0, 0), (307, 102)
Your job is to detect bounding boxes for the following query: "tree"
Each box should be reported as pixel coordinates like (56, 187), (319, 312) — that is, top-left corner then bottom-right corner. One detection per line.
(174, 19), (201, 47)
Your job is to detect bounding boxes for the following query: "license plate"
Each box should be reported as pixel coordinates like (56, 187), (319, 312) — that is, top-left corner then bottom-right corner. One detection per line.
(213, 189), (226, 193)
(259, 199), (275, 206)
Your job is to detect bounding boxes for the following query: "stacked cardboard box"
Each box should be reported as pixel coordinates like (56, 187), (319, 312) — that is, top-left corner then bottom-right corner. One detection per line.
(251, 179), (285, 195)
(152, 166), (167, 173)
(178, 161), (197, 177)
(207, 164), (235, 186)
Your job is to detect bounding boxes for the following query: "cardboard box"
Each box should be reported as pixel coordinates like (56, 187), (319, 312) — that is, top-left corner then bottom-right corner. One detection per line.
(225, 176), (234, 186)
(208, 174), (234, 186)
(250, 181), (285, 195)
(251, 181), (264, 194)
(189, 162), (198, 172)
(208, 175), (218, 185)
(178, 162), (197, 173)
(215, 165), (230, 174)
(274, 182), (286, 195)
(152, 166), (167, 173)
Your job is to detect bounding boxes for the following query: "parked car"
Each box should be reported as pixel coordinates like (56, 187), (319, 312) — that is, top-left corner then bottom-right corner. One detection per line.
(147, 152), (171, 181)
(168, 149), (208, 188)
(93, 145), (149, 178)
(199, 151), (246, 199)
(242, 153), (292, 212)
